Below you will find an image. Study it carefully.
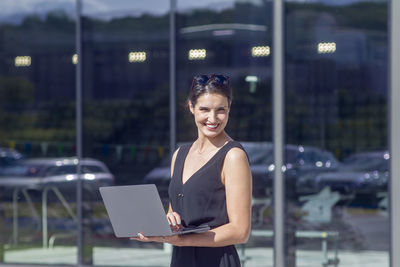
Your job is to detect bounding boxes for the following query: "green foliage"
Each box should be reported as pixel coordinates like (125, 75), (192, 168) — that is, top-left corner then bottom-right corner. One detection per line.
(0, 76), (35, 106)
(19, 9), (75, 32)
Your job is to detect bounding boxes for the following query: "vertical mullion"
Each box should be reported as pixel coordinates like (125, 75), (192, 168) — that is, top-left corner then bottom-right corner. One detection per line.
(390, 0), (400, 266)
(273, 0), (285, 266)
(75, 0), (83, 265)
(170, 0), (177, 156)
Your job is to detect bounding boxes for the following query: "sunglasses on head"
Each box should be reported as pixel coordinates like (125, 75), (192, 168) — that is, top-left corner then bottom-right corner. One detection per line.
(192, 74), (230, 87)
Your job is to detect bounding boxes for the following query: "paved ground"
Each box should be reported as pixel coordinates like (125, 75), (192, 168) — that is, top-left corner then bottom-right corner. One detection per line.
(1, 201), (390, 267)
(2, 246), (389, 267)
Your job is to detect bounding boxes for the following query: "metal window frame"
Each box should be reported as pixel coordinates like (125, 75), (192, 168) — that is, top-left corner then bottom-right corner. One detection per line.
(273, 0), (285, 267)
(390, 0), (400, 266)
(170, 0), (177, 157)
(75, 0), (84, 265)
(272, 1), (399, 267)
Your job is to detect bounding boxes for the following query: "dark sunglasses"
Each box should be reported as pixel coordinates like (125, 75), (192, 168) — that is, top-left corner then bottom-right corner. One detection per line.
(192, 74), (230, 87)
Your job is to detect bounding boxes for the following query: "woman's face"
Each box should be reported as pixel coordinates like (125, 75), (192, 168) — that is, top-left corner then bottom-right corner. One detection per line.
(189, 93), (230, 138)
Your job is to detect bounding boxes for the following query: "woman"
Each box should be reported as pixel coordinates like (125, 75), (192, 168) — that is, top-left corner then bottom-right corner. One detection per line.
(132, 74), (252, 267)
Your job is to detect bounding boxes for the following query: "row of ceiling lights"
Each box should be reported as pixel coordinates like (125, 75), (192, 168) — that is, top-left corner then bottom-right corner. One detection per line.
(14, 46), (271, 67)
(14, 43), (336, 67)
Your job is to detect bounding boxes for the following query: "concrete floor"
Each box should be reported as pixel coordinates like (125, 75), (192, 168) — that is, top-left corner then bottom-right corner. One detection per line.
(2, 246), (389, 267)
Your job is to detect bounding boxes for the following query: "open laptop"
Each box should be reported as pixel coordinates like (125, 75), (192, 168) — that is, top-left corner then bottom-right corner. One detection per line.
(99, 184), (210, 237)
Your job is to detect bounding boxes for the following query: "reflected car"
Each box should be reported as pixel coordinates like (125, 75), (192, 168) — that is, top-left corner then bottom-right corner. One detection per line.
(143, 142), (274, 198)
(143, 142), (339, 198)
(284, 145), (341, 195)
(0, 157), (115, 199)
(0, 148), (24, 175)
(262, 145), (340, 197)
(314, 151), (389, 197)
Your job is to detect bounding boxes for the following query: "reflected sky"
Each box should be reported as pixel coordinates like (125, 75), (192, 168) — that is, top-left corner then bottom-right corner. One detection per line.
(0, 0), (170, 21)
(287, 0), (386, 4)
(0, 0), (74, 16)
(0, 0), (387, 24)
(0, 0), (251, 18)
(0, 0), (75, 24)
(82, 0), (169, 18)
(0, 0), (386, 17)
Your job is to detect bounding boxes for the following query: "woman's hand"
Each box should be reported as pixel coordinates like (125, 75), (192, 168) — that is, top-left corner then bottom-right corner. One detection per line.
(130, 211), (184, 245)
(130, 233), (183, 246)
(166, 211), (182, 231)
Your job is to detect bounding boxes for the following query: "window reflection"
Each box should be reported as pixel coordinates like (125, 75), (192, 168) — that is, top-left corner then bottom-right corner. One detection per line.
(176, 0), (274, 266)
(285, 1), (389, 266)
(81, 0), (170, 265)
(0, 0), (392, 266)
(0, 0), (77, 265)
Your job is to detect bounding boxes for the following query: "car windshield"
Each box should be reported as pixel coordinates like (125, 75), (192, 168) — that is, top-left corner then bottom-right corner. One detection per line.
(342, 153), (389, 172)
(0, 156), (21, 167)
(242, 144), (338, 166)
(0, 150), (23, 168)
(43, 164), (107, 176)
(285, 147), (338, 166)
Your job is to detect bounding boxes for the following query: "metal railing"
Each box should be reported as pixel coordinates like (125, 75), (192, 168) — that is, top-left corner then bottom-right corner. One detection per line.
(11, 186), (77, 248)
(240, 229), (340, 267)
(12, 188), (40, 246)
(42, 186), (77, 248)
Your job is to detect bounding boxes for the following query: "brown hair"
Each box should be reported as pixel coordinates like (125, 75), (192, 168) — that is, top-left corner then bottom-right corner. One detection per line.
(188, 74), (232, 108)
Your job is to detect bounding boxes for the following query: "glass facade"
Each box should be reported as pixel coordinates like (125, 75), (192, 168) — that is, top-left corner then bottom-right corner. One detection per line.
(175, 1), (273, 266)
(81, 0), (170, 265)
(0, 0), (77, 264)
(0, 0), (397, 267)
(284, 1), (389, 266)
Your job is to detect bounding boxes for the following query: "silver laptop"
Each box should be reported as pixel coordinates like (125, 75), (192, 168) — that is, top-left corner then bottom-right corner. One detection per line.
(99, 184), (210, 237)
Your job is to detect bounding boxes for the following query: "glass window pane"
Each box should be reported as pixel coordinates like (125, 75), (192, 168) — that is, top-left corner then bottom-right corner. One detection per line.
(81, 1), (170, 265)
(0, 0), (77, 264)
(285, 1), (389, 266)
(176, 0), (273, 266)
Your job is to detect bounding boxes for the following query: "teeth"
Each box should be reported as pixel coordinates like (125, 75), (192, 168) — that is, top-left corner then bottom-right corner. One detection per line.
(206, 124), (218, 128)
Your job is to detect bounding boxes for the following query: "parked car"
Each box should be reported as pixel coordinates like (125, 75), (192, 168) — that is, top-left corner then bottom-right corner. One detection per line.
(314, 151), (389, 198)
(143, 142), (274, 197)
(260, 144), (340, 197)
(143, 142), (339, 198)
(0, 147), (24, 175)
(287, 145), (341, 195)
(0, 157), (115, 200)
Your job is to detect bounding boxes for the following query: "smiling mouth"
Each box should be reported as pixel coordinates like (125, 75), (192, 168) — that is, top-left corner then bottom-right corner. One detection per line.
(205, 123), (219, 130)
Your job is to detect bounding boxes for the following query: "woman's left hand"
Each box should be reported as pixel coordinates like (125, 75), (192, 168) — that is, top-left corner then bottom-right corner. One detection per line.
(130, 233), (182, 246)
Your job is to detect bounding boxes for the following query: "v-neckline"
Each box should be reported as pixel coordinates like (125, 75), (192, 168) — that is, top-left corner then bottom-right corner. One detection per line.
(180, 141), (231, 186)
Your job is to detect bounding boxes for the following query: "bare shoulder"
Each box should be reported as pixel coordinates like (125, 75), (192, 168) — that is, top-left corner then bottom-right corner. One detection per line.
(222, 146), (251, 185)
(225, 147), (249, 164)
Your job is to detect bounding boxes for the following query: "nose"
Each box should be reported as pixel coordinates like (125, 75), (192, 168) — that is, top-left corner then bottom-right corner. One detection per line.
(208, 110), (217, 123)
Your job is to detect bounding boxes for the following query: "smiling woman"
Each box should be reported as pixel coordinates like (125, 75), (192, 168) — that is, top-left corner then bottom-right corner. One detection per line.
(132, 74), (253, 267)
(189, 92), (230, 140)
(187, 75), (232, 141)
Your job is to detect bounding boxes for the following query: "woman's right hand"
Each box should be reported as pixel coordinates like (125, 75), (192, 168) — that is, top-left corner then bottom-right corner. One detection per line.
(166, 211), (182, 231)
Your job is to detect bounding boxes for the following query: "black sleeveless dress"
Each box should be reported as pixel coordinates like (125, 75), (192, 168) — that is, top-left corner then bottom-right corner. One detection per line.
(168, 141), (246, 267)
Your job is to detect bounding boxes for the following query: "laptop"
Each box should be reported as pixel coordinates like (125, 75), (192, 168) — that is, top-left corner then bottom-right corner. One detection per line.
(99, 184), (210, 237)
